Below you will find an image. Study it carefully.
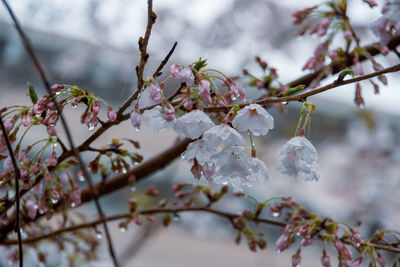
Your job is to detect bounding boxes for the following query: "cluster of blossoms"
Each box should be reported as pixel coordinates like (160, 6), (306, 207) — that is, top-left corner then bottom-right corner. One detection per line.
(127, 62), (321, 189)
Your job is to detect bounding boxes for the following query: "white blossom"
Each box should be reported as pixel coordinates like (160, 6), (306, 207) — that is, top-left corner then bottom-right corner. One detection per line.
(143, 106), (174, 132)
(173, 110), (215, 139)
(232, 104), (274, 136)
(182, 139), (216, 165)
(276, 136), (319, 181)
(202, 125), (245, 148)
(247, 158), (269, 183)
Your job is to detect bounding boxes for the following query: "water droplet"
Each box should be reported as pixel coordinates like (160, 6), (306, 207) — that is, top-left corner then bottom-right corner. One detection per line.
(135, 127), (140, 132)
(88, 123), (95, 131)
(231, 95), (237, 101)
(276, 249), (281, 254)
(181, 154), (186, 160)
(52, 143), (58, 148)
(296, 264), (301, 267)
(71, 202), (76, 208)
(51, 198), (58, 204)
(282, 101), (288, 105)
(122, 168), (127, 174)
(272, 212), (280, 217)
(133, 162), (139, 166)
(78, 175), (85, 182)
(71, 104), (78, 109)
(55, 91), (61, 96)
(356, 242), (360, 248)
(96, 231), (103, 239)
(20, 229), (27, 239)
(222, 181), (228, 185)
(119, 226), (127, 233)
(39, 209), (45, 214)
(173, 214), (180, 221)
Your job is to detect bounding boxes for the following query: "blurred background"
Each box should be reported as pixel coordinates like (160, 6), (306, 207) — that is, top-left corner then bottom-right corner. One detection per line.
(0, 0), (399, 266)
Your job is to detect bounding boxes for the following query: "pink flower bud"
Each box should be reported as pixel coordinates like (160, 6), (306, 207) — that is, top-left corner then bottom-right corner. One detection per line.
(183, 99), (193, 110)
(92, 100), (100, 117)
(130, 111), (141, 130)
(176, 68), (194, 85)
(22, 116), (31, 127)
(3, 119), (14, 132)
(354, 83), (365, 107)
(47, 126), (57, 136)
(107, 105), (117, 122)
(162, 105), (175, 122)
(26, 198), (37, 219)
(3, 157), (14, 173)
(50, 84), (65, 93)
(170, 64), (180, 76)
(46, 151), (58, 167)
(321, 250), (331, 267)
(343, 30), (352, 40)
(148, 82), (162, 103)
(256, 81), (263, 89)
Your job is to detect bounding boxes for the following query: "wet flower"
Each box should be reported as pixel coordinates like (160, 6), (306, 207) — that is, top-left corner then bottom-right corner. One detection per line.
(3, 157), (14, 173)
(199, 80), (212, 105)
(176, 67), (194, 85)
(107, 105), (117, 122)
(276, 136), (319, 181)
(148, 82), (162, 103)
(162, 105), (175, 122)
(232, 103), (274, 136)
(202, 125), (245, 148)
(3, 118), (14, 132)
(143, 106), (174, 132)
(130, 111), (142, 130)
(173, 110), (215, 139)
(25, 198), (37, 219)
(46, 151), (58, 167)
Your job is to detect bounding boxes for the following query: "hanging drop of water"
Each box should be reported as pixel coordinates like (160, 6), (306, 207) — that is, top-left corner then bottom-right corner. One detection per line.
(96, 231), (103, 239)
(78, 175), (85, 182)
(52, 142), (58, 148)
(231, 95), (237, 101)
(282, 101), (288, 105)
(71, 202), (76, 208)
(88, 122), (95, 131)
(135, 127), (140, 132)
(71, 104), (78, 109)
(173, 214), (180, 221)
(272, 212), (280, 217)
(119, 226), (127, 233)
(122, 168), (127, 174)
(51, 198), (58, 204)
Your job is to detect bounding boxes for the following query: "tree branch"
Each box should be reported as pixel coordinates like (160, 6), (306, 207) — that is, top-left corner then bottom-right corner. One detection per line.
(203, 63), (400, 113)
(0, 117), (23, 266)
(0, 1), (120, 266)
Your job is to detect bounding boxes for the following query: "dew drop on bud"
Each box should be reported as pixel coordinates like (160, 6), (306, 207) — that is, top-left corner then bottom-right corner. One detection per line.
(272, 212), (280, 217)
(88, 123), (95, 131)
(173, 213), (180, 221)
(119, 226), (127, 233)
(78, 175), (85, 182)
(231, 95), (237, 101)
(96, 231), (103, 239)
(51, 198), (58, 204)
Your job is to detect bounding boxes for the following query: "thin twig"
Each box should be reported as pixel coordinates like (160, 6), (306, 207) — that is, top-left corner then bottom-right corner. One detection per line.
(3, 207), (399, 255)
(0, 1), (120, 266)
(2, 206), (285, 245)
(152, 41), (178, 78)
(203, 63), (400, 113)
(0, 117), (23, 267)
(117, 0), (156, 116)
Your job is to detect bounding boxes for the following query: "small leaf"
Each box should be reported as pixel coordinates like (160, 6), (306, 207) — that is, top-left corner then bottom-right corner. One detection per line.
(193, 57), (208, 71)
(336, 68), (354, 83)
(27, 82), (38, 104)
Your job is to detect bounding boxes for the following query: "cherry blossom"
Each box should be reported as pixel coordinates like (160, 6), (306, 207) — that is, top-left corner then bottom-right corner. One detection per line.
(148, 82), (162, 103)
(130, 111), (142, 130)
(276, 136), (319, 181)
(26, 198), (38, 219)
(173, 110), (215, 139)
(143, 106), (175, 132)
(171, 64), (194, 85)
(232, 103), (274, 136)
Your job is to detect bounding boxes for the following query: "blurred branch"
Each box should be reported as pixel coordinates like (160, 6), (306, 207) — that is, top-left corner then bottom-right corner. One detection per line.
(0, 117), (23, 266)
(153, 41), (178, 78)
(0, 1), (120, 266)
(204, 63), (400, 112)
(3, 206), (400, 255)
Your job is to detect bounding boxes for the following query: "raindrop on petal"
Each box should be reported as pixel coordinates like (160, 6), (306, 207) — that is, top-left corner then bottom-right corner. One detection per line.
(96, 231), (103, 239)
(71, 104), (78, 109)
(88, 123), (95, 131)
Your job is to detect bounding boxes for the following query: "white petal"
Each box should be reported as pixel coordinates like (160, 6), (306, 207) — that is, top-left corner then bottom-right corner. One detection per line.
(173, 110), (215, 139)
